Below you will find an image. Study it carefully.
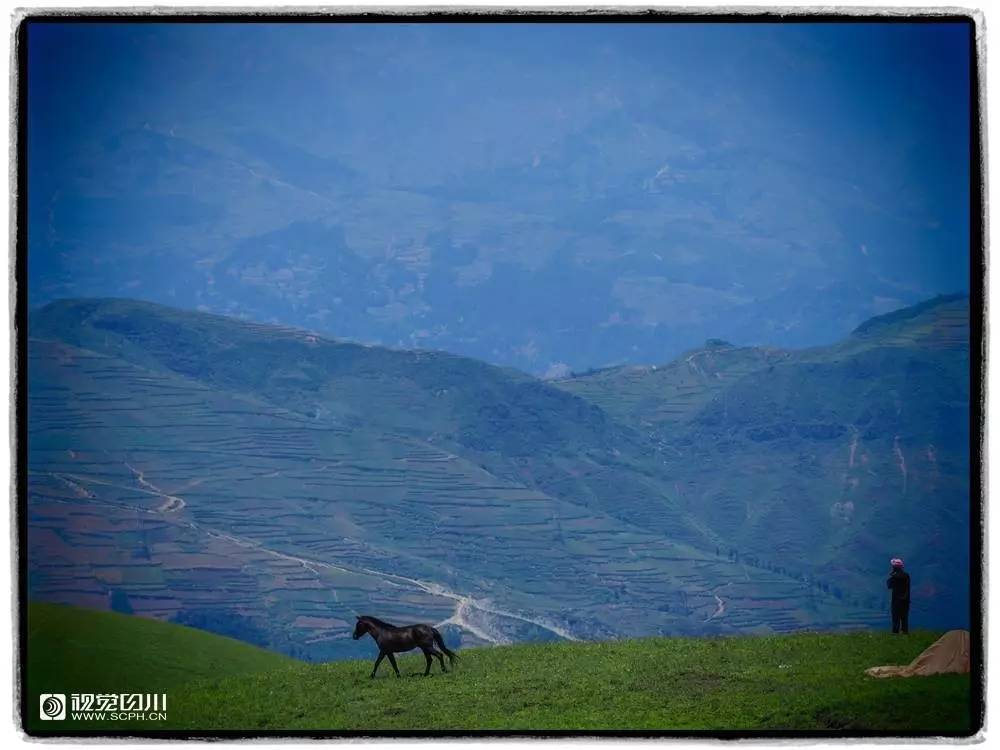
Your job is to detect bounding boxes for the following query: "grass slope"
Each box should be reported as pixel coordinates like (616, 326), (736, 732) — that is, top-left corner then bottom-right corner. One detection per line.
(25, 605), (971, 734)
(25, 603), (297, 732)
(182, 632), (968, 733)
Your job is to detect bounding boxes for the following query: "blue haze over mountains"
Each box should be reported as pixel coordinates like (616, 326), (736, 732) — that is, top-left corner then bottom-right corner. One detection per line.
(26, 22), (973, 657)
(29, 22), (970, 375)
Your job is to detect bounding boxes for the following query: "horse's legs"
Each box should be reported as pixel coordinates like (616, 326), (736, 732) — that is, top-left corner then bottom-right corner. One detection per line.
(428, 647), (448, 673)
(386, 652), (401, 677)
(371, 651), (385, 679)
(420, 647), (433, 676)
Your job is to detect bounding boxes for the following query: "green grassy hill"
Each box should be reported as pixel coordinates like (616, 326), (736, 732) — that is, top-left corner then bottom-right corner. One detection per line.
(25, 602), (297, 732)
(25, 603), (972, 734)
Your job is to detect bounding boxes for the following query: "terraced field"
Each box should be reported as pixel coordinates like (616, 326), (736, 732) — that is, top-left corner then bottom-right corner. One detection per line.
(559, 344), (794, 433)
(557, 295), (972, 631)
(26, 296), (968, 659)
(30, 338), (871, 659)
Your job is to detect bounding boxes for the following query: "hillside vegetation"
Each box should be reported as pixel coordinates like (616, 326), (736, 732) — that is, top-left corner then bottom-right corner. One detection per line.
(27, 295), (969, 657)
(557, 294), (970, 628)
(25, 603), (296, 732)
(25, 604), (971, 734)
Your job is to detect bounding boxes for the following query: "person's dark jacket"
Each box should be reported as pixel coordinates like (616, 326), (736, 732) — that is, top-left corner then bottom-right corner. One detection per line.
(887, 569), (911, 603)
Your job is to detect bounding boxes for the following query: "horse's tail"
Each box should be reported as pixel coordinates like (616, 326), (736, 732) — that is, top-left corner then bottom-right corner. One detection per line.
(432, 627), (458, 665)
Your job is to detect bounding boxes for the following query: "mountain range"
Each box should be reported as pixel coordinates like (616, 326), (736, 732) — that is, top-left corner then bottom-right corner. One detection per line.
(26, 294), (970, 659)
(28, 23), (971, 376)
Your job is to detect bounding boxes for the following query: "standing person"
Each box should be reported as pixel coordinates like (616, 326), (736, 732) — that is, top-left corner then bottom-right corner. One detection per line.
(887, 558), (911, 634)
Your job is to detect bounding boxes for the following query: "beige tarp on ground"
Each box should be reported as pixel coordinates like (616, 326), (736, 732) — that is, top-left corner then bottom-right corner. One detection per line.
(865, 630), (971, 678)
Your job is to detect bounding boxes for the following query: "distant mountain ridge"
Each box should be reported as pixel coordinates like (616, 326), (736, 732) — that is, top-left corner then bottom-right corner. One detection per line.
(27, 295), (971, 658)
(29, 24), (972, 377)
(851, 293), (968, 336)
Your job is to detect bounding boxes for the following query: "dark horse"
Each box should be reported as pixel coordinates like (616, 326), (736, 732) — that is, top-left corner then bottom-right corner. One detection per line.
(352, 615), (457, 678)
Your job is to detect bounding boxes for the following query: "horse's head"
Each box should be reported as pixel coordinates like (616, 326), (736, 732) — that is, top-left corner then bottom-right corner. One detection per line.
(352, 616), (369, 640)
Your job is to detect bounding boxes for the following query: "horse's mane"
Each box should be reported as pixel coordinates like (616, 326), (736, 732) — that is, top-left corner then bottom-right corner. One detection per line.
(360, 615), (397, 629)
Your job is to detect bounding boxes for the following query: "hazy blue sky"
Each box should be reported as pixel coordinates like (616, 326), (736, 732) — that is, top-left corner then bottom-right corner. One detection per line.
(27, 21), (972, 373)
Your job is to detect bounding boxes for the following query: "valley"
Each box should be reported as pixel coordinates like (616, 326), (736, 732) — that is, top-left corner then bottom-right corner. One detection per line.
(26, 295), (969, 659)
